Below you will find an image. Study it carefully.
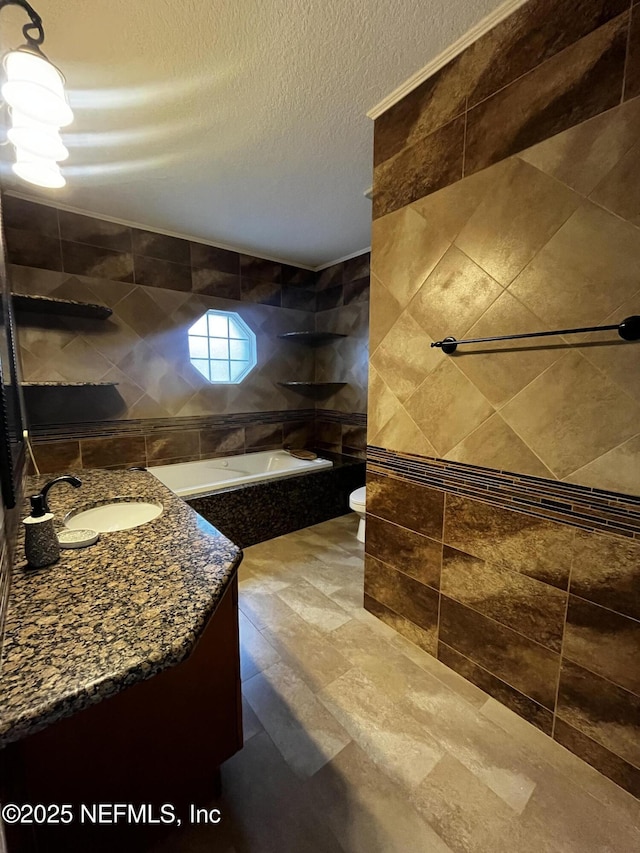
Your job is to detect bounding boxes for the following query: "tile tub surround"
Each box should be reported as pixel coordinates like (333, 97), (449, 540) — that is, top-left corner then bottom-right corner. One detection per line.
(188, 453), (365, 548)
(315, 409), (367, 459)
(0, 468), (241, 745)
(370, 97), (640, 498)
(363, 459), (640, 797)
(12, 263), (317, 423)
(28, 411), (317, 473)
(373, 0), (639, 218)
(5, 199), (369, 450)
(26, 409), (367, 474)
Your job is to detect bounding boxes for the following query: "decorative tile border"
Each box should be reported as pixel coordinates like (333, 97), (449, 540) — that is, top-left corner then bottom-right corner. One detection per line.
(29, 410), (317, 442)
(30, 410), (366, 443)
(367, 446), (640, 540)
(315, 409), (367, 427)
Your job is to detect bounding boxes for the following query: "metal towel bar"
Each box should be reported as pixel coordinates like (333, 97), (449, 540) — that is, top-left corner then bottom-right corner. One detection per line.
(431, 315), (640, 354)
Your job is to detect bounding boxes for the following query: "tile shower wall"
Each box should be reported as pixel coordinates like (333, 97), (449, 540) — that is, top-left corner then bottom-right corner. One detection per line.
(373, 0), (638, 219)
(367, 1), (640, 797)
(370, 99), (640, 496)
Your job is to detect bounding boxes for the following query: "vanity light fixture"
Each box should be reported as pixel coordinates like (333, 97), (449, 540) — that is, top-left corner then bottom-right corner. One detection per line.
(0, 0), (73, 188)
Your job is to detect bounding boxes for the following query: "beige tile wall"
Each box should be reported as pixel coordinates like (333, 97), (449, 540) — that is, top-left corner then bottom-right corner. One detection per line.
(369, 98), (640, 497)
(12, 265), (316, 426)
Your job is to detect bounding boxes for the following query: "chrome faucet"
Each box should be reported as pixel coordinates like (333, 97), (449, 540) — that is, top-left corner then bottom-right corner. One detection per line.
(39, 475), (82, 513)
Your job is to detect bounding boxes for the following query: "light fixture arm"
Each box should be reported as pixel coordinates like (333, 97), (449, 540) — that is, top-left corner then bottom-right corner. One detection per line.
(0, 0), (45, 49)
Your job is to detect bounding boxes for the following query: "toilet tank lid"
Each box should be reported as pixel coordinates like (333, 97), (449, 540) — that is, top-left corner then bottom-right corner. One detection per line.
(350, 486), (366, 505)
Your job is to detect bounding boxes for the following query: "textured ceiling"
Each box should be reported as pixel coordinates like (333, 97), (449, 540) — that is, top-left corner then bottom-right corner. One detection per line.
(0, 0), (504, 266)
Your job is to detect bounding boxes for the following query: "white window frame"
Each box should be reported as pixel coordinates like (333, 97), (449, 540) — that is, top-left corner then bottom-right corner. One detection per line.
(187, 309), (257, 384)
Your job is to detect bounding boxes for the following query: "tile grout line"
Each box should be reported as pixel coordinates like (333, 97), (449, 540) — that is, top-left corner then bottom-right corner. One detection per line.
(622, 1), (634, 103)
(438, 590), (563, 657)
(461, 96), (469, 178)
(552, 528), (575, 739)
(363, 591), (436, 651)
(375, 12), (633, 219)
(554, 706), (640, 774)
(566, 588), (640, 626)
(365, 506), (443, 545)
(559, 646), (640, 703)
(437, 639), (552, 717)
(364, 549), (440, 598)
(436, 495), (447, 657)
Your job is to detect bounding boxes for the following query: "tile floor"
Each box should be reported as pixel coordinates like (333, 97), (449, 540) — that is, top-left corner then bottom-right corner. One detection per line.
(159, 514), (640, 853)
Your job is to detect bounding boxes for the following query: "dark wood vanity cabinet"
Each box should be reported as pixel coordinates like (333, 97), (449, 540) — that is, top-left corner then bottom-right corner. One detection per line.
(1, 574), (242, 851)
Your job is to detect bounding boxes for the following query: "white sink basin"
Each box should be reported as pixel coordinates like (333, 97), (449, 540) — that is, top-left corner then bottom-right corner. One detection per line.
(64, 500), (163, 533)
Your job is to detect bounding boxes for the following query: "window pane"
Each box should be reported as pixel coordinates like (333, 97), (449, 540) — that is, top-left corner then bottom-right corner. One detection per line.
(191, 359), (210, 381)
(229, 339), (250, 360)
(189, 315), (208, 336)
(208, 313), (228, 337)
(228, 317), (247, 340)
(188, 335), (209, 359)
(210, 360), (230, 382)
(209, 338), (229, 359)
(229, 361), (249, 382)
(188, 310), (256, 385)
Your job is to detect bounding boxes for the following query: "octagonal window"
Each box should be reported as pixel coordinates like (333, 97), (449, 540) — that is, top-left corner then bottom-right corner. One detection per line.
(188, 310), (257, 383)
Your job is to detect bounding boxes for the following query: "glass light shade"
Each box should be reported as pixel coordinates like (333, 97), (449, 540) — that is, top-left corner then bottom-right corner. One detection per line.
(12, 153), (65, 188)
(8, 112), (68, 161)
(2, 50), (73, 127)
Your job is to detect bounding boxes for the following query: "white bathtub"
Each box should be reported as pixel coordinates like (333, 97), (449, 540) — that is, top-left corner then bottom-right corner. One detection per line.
(149, 449), (333, 498)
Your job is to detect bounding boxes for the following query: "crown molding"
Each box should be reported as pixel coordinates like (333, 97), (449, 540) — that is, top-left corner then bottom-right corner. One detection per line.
(367, 0), (531, 120)
(315, 246), (371, 271)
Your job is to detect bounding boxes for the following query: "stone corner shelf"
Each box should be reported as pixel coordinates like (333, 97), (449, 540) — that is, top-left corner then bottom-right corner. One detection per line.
(12, 293), (113, 320)
(277, 331), (347, 344)
(21, 382), (119, 388)
(278, 381), (347, 398)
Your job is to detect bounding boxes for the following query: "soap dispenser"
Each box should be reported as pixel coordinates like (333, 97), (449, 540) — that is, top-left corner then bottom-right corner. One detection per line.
(23, 494), (60, 569)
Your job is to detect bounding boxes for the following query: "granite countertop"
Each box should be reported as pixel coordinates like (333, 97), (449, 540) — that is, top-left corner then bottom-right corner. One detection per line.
(0, 469), (242, 747)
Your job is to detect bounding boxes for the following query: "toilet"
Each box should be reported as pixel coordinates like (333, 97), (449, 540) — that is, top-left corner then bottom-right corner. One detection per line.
(349, 486), (366, 543)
